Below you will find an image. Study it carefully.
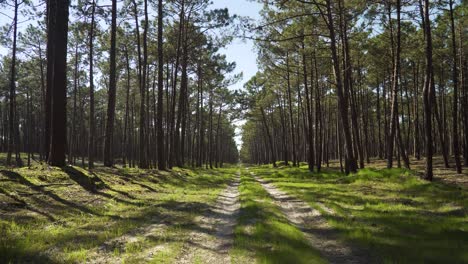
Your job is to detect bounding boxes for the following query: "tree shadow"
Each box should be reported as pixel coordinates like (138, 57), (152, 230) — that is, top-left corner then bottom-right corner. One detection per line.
(0, 170), (96, 216)
(270, 167), (468, 263)
(62, 167), (144, 206)
(0, 246), (60, 264)
(0, 186), (56, 222)
(103, 169), (160, 193)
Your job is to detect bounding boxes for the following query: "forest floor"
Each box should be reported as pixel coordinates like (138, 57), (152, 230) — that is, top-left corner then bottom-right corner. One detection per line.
(0, 156), (467, 263)
(247, 163), (467, 263)
(0, 159), (238, 263)
(367, 156), (468, 188)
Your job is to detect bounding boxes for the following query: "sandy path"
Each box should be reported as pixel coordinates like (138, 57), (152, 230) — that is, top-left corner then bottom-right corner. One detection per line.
(175, 171), (241, 264)
(253, 173), (373, 264)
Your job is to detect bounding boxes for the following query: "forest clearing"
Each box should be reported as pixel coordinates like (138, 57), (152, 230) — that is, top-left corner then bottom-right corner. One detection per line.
(0, 0), (467, 262)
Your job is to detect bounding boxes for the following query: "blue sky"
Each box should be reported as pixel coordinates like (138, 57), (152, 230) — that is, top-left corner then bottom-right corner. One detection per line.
(211, 0), (261, 92)
(210, 0), (262, 148)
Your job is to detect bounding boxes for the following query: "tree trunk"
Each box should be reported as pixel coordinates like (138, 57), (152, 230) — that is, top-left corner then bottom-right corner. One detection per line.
(302, 42), (314, 172)
(104, 0), (117, 167)
(176, 30), (189, 167)
(449, 0), (462, 173)
(197, 66), (205, 167)
(7, 0), (21, 167)
(168, 0), (184, 169)
(387, 0), (410, 169)
(377, 79), (383, 159)
(260, 106), (277, 167)
(88, 0), (96, 169)
(324, 0), (357, 173)
(413, 62), (421, 160)
(286, 52), (297, 166)
(339, 0), (363, 169)
(45, 0), (55, 162)
(313, 52), (322, 171)
(208, 86), (214, 169)
(122, 47), (131, 167)
(157, 0), (166, 170)
(276, 91), (288, 166)
(138, 0), (149, 169)
(69, 43), (79, 164)
(421, 0), (434, 181)
(48, 0), (69, 167)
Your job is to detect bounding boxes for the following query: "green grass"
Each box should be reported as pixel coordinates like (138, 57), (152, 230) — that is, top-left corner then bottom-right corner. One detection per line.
(249, 165), (468, 263)
(3, 156), (465, 263)
(0, 162), (235, 263)
(230, 168), (325, 264)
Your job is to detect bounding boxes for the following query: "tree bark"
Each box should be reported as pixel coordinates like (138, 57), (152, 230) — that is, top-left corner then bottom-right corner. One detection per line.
(104, 0), (117, 167)
(302, 41), (314, 172)
(69, 43), (79, 164)
(421, 0), (434, 181)
(387, 0), (410, 169)
(339, 0), (363, 169)
(122, 46), (131, 167)
(260, 106), (277, 167)
(138, 0), (149, 169)
(7, 0), (21, 166)
(449, 0), (462, 173)
(324, 0), (357, 173)
(157, 0), (166, 170)
(48, 0), (69, 167)
(87, 0), (96, 169)
(286, 52), (297, 166)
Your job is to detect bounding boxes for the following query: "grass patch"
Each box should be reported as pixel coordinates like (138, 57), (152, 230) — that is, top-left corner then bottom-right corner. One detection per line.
(250, 165), (468, 263)
(230, 168), (325, 264)
(0, 162), (235, 263)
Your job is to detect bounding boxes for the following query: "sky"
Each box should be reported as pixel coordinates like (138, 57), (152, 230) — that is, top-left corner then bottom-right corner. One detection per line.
(210, 0), (262, 92)
(209, 0), (262, 149)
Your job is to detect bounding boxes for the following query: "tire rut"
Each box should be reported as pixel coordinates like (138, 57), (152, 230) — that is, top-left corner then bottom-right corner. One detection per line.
(175, 171), (241, 264)
(253, 172), (373, 264)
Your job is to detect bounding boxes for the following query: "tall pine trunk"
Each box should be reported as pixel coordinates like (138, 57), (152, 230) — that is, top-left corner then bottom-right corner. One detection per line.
(48, 0), (69, 166)
(421, 0), (434, 181)
(104, 0), (117, 167)
(157, 0), (166, 170)
(87, 0), (96, 169)
(7, 0), (21, 167)
(449, 0), (462, 173)
(325, 0), (357, 173)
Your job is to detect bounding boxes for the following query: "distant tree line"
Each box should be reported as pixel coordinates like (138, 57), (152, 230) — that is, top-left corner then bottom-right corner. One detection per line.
(240, 0), (467, 180)
(0, 0), (240, 169)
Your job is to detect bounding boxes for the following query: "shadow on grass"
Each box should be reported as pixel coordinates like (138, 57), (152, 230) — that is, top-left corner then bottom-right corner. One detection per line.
(0, 170), (97, 216)
(263, 166), (468, 263)
(62, 167), (143, 206)
(0, 186), (56, 221)
(0, 245), (59, 264)
(85, 199), (217, 255)
(103, 169), (161, 193)
(105, 167), (231, 189)
(0, 165), (235, 263)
